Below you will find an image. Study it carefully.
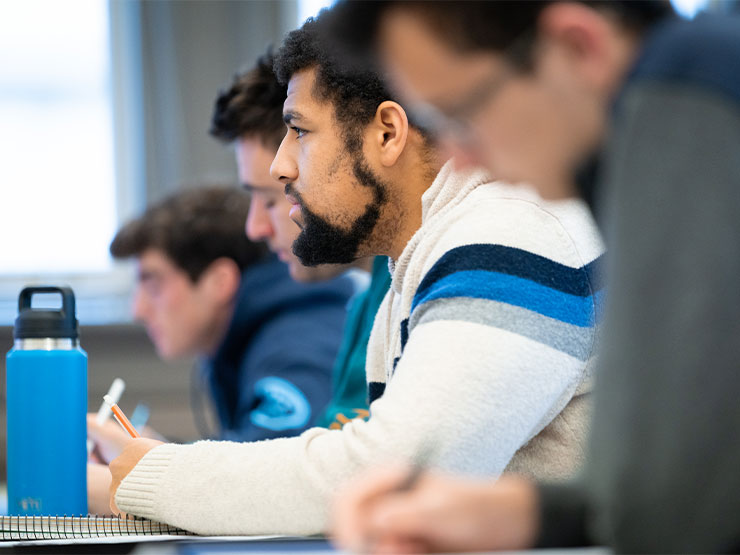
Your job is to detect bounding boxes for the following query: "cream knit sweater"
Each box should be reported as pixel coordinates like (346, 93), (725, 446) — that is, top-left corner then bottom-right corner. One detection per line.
(115, 162), (604, 536)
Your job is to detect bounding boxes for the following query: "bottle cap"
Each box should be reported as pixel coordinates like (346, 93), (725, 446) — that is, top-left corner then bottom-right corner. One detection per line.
(14, 286), (79, 340)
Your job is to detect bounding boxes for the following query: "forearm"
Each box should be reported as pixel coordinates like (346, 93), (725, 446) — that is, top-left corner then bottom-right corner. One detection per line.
(116, 321), (590, 535)
(115, 431), (339, 535)
(116, 405), (453, 537)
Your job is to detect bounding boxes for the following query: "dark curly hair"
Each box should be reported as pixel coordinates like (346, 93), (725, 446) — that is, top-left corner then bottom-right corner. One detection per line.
(273, 12), (400, 151)
(110, 186), (267, 283)
(210, 47), (287, 151)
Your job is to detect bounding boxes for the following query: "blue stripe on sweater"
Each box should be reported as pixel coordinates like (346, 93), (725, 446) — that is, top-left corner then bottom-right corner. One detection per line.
(414, 245), (603, 303)
(412, 270), (597, 328)
(368, 382), (386, 404)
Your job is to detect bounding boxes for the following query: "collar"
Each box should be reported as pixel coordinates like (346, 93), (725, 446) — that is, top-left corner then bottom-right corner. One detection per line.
(389, 160), (491, 293)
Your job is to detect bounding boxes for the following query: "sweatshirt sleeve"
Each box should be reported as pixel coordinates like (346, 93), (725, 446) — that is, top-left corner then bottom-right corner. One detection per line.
(115, 198), (601, 537)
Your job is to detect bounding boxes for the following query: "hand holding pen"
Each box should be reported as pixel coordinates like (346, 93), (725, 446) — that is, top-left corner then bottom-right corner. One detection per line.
(330, 445), (435, 553)
(88, 379), (153, 464)
(330, 466), (540, 554)
(107, 417), (164, 516)
(87, 378), (126, 457)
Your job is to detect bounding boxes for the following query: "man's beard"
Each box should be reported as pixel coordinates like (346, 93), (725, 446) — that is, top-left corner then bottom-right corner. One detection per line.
(290, 156), (388, 266)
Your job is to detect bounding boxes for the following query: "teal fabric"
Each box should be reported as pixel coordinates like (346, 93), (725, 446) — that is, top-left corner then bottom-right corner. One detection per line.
(315, 256), (391, 429)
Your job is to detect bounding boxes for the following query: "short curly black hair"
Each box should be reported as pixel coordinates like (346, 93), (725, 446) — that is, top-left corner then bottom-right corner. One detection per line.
(110, 186), (267, 283)
(273, 11), (398, 151)
(210, 47), (287, 151)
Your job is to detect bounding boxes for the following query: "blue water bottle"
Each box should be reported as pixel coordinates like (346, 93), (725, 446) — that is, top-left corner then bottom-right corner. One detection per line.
(6, 286), (88, 516)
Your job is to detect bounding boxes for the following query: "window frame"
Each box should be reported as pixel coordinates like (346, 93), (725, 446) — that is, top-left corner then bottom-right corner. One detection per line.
(0, 0), (144, 325)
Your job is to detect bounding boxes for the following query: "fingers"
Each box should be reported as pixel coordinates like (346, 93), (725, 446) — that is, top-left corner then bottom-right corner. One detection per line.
(87, 414), (133, 464)
(372, 474), (540, 552)
(332, 470), (540, 554)
(362, 473), (457, 551)
(87, 413), (102, 437)
(366, 490), (430, 537)
(372, 537), (428, 554)
(331, 465), (412, 551)
(89, 448), (102, 464)
(88, 463), (114, 516)
(87, 414), (129, 441)
(92, 418), (161, 466)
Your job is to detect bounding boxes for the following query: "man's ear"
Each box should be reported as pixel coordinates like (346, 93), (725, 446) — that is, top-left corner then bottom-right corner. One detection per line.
(200, 257), (241, 307)
(369, 100), (410, 167)
(537, 2), (621, 93)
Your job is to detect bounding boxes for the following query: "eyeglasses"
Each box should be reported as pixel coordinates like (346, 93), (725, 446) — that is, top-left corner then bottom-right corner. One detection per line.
(405, 28), (534, 148)
(407, 65), (514, 148)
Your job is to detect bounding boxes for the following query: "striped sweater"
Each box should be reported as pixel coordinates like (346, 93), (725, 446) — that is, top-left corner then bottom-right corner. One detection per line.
(114, 162), (603, 536)
(365, 161), (604, 481)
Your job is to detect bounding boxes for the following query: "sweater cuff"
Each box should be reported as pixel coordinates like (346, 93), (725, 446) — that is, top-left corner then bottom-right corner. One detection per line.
(114, 443), (180, 520)
(534, 482), (594, 548)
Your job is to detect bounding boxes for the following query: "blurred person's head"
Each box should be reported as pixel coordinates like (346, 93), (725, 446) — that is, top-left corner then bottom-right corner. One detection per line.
(327, 0), (672, 200)
(110, 186), (266, 360)
(211, 48), (352, 281)
(270, 15), (441, 266)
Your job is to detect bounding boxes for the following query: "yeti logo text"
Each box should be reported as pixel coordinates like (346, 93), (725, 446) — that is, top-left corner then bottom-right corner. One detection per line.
(20, 497), (41, 511)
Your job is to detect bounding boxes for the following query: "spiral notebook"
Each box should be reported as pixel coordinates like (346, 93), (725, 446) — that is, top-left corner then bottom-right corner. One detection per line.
(0, 514), (193, 541)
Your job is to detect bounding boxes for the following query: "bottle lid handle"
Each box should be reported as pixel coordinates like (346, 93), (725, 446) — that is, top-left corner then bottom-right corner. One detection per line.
(14, 286), (79, 340)
(18, 286), (76, 319)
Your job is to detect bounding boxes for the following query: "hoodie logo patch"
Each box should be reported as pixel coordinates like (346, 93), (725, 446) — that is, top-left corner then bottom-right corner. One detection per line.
(250, 377), (311, 430)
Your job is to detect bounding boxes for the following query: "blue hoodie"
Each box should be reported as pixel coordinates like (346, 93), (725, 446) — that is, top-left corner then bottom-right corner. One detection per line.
(198, 255), (354, 442)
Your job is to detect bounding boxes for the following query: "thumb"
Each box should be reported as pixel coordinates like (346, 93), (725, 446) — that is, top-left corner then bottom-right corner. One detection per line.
(87, 413), (103, 436)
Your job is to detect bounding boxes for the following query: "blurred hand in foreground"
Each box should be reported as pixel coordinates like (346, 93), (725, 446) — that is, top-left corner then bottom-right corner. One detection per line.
(331, 466), (540, 554)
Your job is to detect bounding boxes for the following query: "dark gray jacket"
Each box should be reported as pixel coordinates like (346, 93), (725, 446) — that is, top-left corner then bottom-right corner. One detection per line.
(537, 13), (740, 553)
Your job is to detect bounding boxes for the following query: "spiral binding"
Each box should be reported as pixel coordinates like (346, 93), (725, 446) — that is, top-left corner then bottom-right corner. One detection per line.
(0, 514), (192, 541)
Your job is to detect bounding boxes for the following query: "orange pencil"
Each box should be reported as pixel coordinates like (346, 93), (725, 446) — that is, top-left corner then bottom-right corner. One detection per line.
(104, 394), (141, 438)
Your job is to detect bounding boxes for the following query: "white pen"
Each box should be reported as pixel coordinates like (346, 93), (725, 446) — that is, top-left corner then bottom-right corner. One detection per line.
(87, 377), (126, 456)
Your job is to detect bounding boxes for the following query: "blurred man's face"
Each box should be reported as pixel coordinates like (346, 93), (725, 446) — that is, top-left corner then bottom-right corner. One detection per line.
(377, 8), (606, 200)
(132, 249), (218, 360)
(270, 68), (391, 266)
(236, 136), (346, 281)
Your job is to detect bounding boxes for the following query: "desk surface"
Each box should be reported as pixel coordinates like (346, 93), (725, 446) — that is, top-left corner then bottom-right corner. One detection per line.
(134, 540), (609, 555)
(136, 537), (336, 554)
(0, 539), (611, 555)
(0, 537), (336, 554)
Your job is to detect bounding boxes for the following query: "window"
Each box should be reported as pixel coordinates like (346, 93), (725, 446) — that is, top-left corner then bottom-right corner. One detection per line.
(670, 0), (710, 18)
(297, 0), (336, 25)
(0, 0), (138, 324)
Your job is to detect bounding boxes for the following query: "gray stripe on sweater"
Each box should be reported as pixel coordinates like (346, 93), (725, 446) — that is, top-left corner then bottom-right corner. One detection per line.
(409, 296), (595, 361)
